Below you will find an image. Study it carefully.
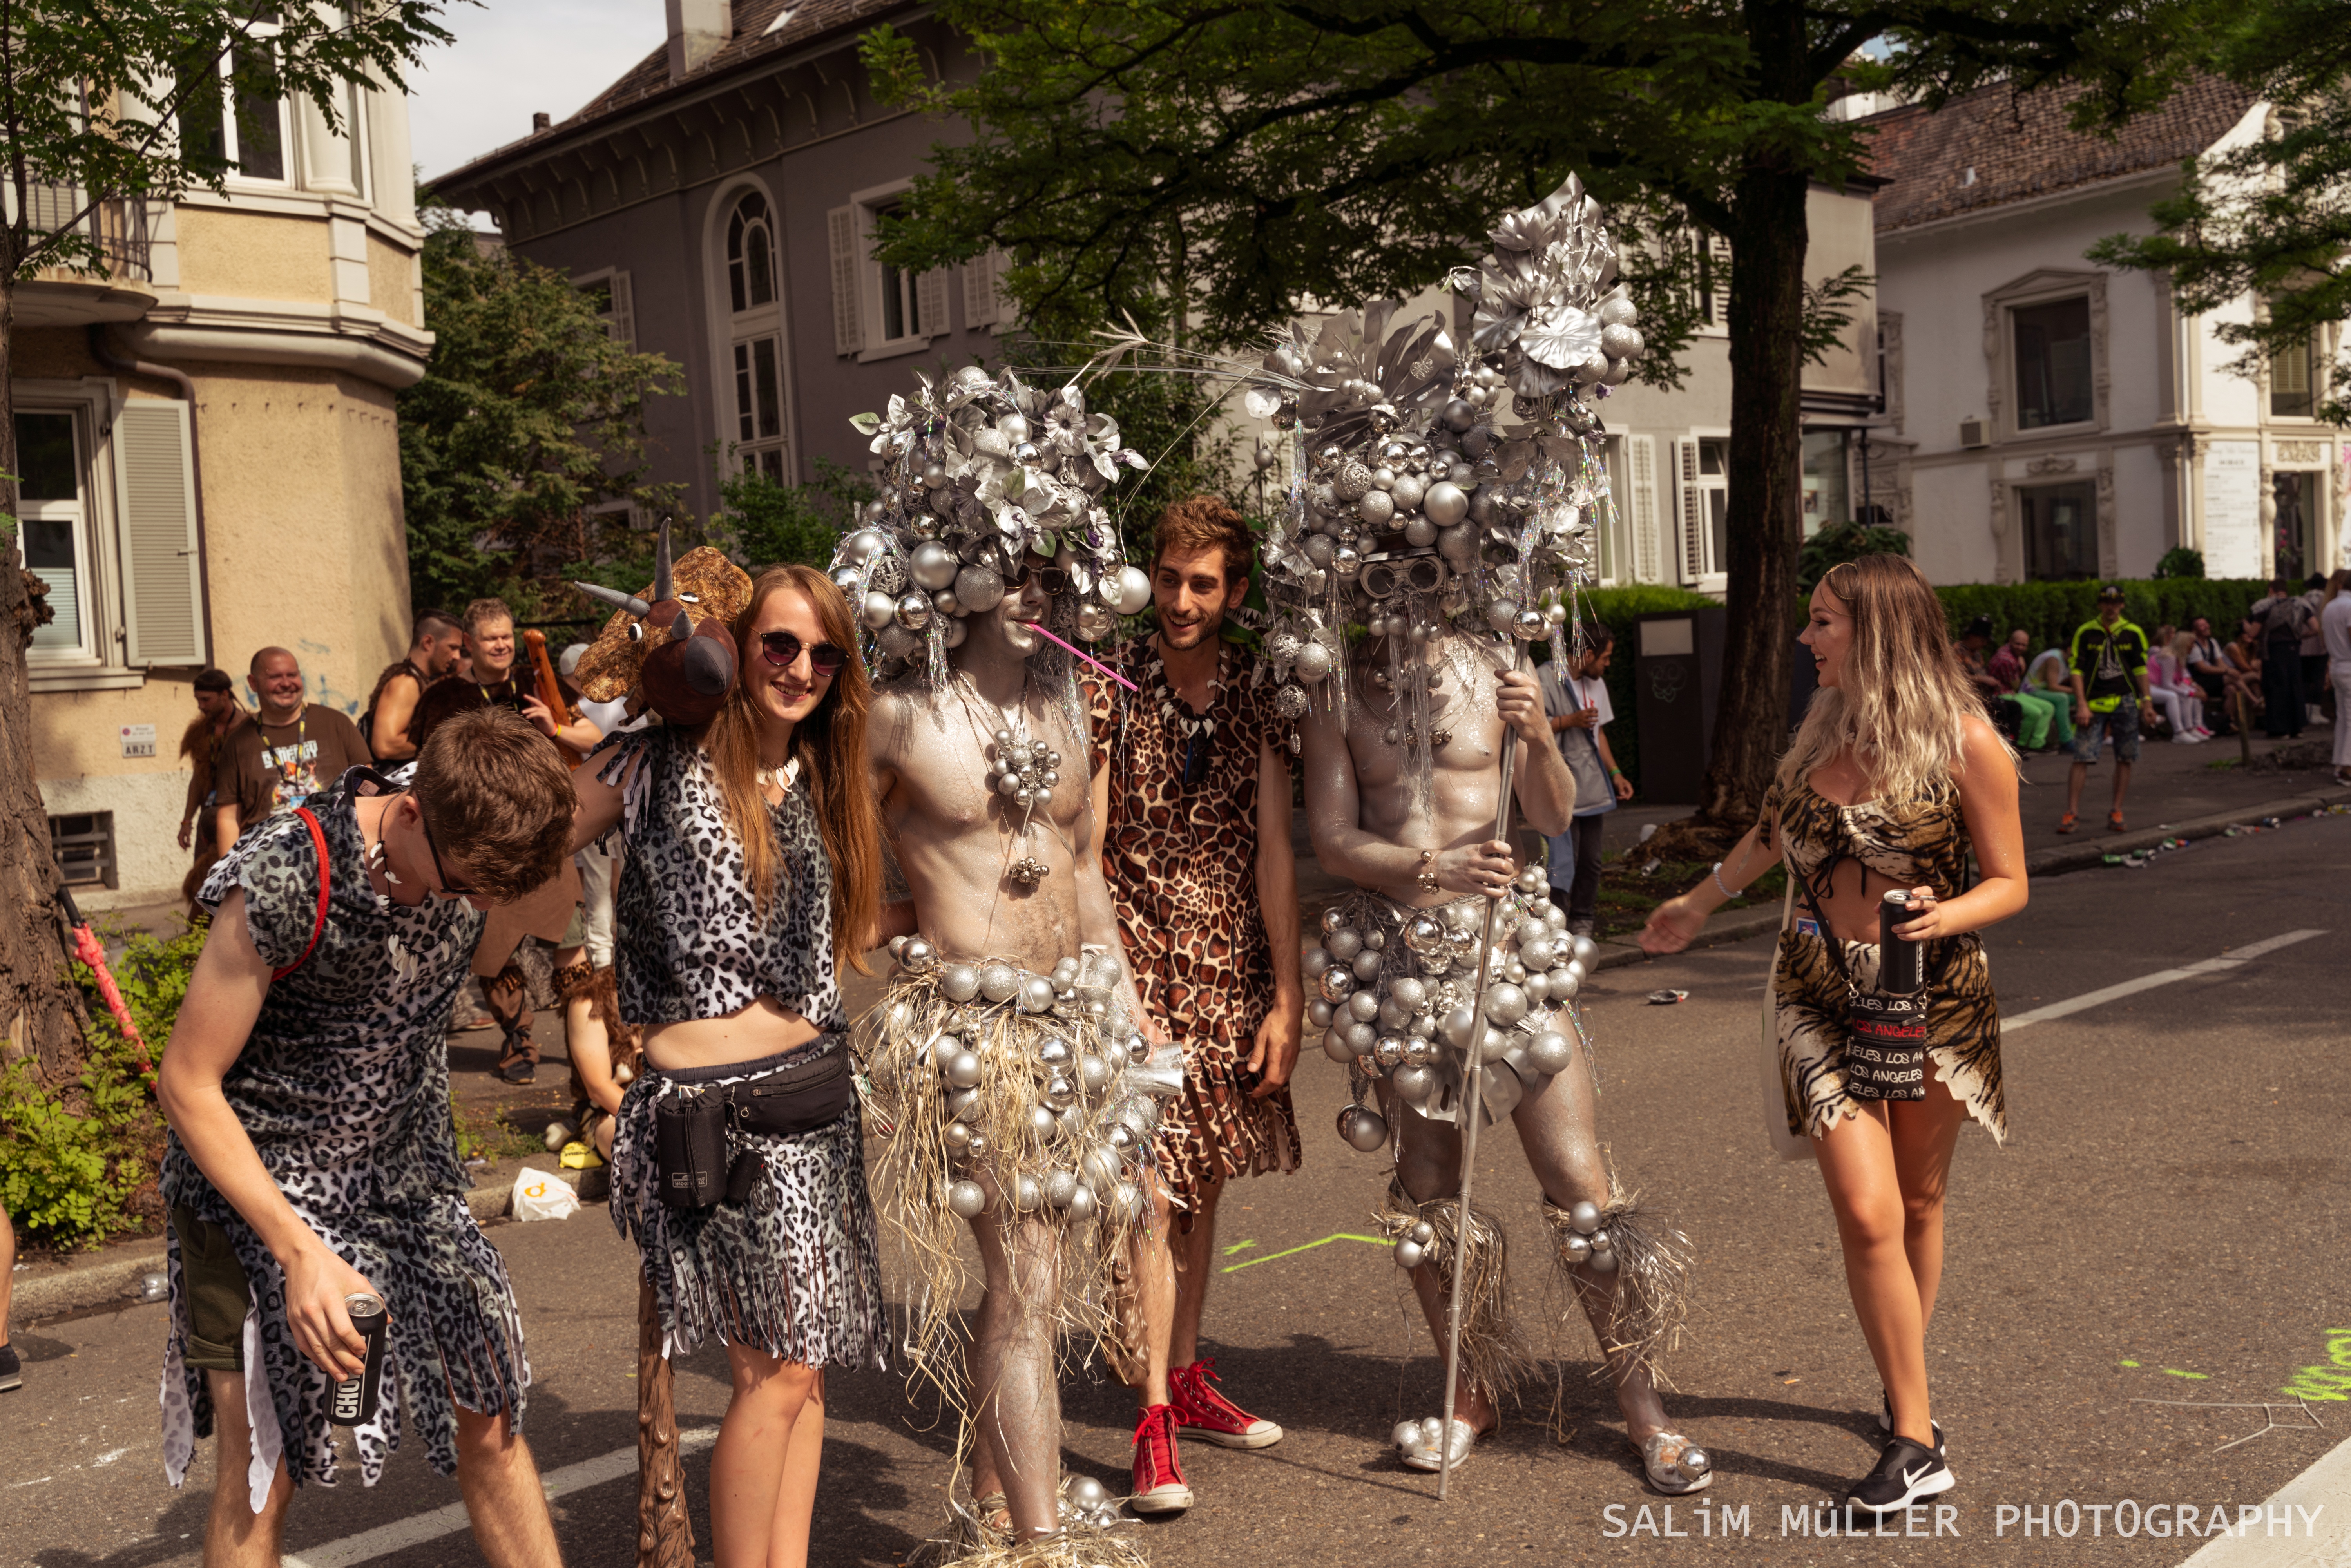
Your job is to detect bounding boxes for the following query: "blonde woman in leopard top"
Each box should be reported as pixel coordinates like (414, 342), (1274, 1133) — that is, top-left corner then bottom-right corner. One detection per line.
(1642, 554), (2027, 1517)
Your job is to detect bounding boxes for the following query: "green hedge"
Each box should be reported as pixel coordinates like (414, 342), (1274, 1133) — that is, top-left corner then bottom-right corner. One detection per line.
(1934, 579), (2275, 656)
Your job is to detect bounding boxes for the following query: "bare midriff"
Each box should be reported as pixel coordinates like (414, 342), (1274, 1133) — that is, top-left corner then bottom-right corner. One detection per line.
(643, 995), (821, 1073)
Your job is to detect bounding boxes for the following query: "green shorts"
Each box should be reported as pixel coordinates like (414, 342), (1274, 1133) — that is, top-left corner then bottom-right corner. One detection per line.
(170, 1206), (253, 1372)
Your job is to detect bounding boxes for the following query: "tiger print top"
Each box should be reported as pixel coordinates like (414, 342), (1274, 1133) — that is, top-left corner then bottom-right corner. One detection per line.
(1758, 776), (1972, 905)
(592, 725), (844, 1032)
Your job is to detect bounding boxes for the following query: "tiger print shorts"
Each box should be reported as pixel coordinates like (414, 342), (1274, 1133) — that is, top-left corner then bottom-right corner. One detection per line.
(1772, 929), (2007, 1143)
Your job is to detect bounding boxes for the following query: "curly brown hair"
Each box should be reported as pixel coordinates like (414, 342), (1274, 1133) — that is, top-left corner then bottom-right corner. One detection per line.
(412, 706), (576, 903)
(1151, 494), (1254, 586)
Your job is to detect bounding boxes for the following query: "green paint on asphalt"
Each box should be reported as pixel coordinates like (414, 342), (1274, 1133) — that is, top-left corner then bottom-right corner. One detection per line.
(2163, 1369), (2210, 1379)
(1223, 1240), (1256, 1256)
(2119, 1360), (2140, 1367)
(2280, 1328), (2351, 1403)
(1221, 1233), (1389, 1273)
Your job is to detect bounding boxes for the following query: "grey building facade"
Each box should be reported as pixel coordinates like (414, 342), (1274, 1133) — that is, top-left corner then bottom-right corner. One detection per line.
(430, 0), (1002, 522)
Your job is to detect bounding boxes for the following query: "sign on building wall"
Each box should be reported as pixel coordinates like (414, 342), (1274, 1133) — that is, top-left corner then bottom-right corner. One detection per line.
(2204, 440), (2262, 580)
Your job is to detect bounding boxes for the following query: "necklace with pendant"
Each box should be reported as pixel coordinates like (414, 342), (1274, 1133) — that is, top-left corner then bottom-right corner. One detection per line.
(1150, 640), (1223, 788)
(756, 757), (800, 793)
(958, 672), (1056, 890)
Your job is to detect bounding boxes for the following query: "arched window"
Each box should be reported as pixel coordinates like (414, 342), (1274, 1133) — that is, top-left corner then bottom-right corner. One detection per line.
(721, 190), (790, 482)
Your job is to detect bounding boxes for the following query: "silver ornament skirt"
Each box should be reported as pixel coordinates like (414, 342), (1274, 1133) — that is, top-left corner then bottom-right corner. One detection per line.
(610, 1036), (889, 1369)
(858, 949), (1177, 1401)
(1312, 887), (1594, 1134)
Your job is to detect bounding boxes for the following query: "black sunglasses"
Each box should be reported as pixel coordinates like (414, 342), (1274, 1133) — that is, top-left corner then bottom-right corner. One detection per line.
(1006, 561), (1071, 594)
(760, 631), (851, 675)
(414, 799), (476, 898)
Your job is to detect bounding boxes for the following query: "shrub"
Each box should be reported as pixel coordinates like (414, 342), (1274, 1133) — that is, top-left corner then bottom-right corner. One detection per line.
(1933, 578), (2272, 655)
(2154, 546), (2206, 579)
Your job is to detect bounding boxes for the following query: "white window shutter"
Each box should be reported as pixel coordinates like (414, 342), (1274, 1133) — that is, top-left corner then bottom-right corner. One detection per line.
(608, 270), (635, 348)
(114, 399), (206, 666)
(918, 266), (951, 339)
(1711, 235), (1732, 330)
(826, 205), (862, 356)
(963, 250), (998, 328)
(1674, 438), (1703, 584)
(1628, 434), (1658, 583)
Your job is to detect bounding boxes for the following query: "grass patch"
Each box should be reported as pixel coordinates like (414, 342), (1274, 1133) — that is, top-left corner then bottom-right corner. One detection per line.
(2204, 757), (2242, 771)
(449, 1090), (544, 1165)
(1593, 857), (1786, 941)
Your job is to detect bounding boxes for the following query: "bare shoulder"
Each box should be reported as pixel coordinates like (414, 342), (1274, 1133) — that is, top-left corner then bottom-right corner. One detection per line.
(1955, 714), (2018, 790)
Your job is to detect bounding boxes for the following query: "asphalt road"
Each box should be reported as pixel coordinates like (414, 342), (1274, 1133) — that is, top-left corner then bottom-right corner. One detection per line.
(9, 809), (2347, 1568)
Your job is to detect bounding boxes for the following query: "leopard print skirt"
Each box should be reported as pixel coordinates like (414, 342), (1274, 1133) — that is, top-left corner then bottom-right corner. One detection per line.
(1773, 930), (2005, 1143)
(610, 1036), (888, 1368)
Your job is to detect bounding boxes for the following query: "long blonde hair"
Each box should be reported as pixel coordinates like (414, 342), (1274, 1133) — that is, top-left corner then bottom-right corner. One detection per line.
(1776, 554), (2003, 803)
(699, 566), (884, 976)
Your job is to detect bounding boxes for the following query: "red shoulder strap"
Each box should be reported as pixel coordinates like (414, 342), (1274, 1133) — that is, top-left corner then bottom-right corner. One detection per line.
(271, 808), (331, 981)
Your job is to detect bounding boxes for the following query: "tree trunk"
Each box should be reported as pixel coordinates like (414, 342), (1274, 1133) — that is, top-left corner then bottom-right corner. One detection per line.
(0, 270), (88, 1083)
(1688, 175), (1810, 839)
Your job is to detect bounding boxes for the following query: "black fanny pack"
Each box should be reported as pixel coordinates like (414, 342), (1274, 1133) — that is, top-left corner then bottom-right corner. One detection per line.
(1798, 870), (1928, 1103)
(653, 1046), (851, 1209)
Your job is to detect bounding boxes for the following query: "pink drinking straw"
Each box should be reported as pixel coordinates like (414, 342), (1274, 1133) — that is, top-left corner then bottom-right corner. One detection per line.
(1027, 618), (1139, 691)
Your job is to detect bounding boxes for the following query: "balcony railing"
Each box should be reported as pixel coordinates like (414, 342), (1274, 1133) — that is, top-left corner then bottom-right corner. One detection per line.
(7, 181), (154, 283)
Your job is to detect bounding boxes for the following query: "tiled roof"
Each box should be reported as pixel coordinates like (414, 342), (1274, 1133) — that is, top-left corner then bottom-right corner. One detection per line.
(1862, 75), (2260, 234)
(430, 0), (906, 186)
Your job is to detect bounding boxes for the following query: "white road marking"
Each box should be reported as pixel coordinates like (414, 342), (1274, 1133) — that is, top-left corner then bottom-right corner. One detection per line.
(2176, 1430), (2350, 1566)
(2003, 929), (2327, 1032)
(281, 1427), (719, 1568)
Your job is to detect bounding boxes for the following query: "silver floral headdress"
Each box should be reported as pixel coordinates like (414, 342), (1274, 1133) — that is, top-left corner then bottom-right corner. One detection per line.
(828, 364), (1152, 692)
(1244, 176), (1646, 800)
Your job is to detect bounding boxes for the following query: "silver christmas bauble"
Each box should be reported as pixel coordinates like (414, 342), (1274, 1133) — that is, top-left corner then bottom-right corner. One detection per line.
(843, 529), (888, 564)
(1348, 990), (1381, 1023)
(1409, 1219), (1436, 1246)
(1351, 949), (1383, 982)
(1404, 915), (1447, 954)
(1319, 967), (1357, 1004)
(1078, 1054), (1111, 1095)
(1570, 1200), (1602, 1234)
(1293, 642), (1335, 683)
(1570, 934), (1601, 967)
(1388, 976), (1428, 1011)
(1327, 928), (1364, 961)
(978, 962), (1021, 1003)
(947, 1180), (988, 1219)
(1549, 967), (1580, 1001)
(945, 1050), (983, 1089)
(1322, 1028), (1356, 1064)
(1527, 1030), (1574, 1076)
(1523, 971), (1550, 1005)
(1112, 565), (1153, 616)
(1598, 293), (1638, 328)
(897, 592), (934, 631)
(1483, 597), (1520, 634)
(1012, 1174), (1042, 1211)
(862, 591), (899, 631)
(899, 937), (939, 974)
(1519, 934), (1557, 972)
(943, 1119), (974, 1151)
(1307, 997), (1335, 1028)
(1560, 1231), (1592, 1263)
(1590, 1227), (1614, 1253)
(1029, 1103), (1059, 1138)
(1599, 323), (1645, 361)
(1483, 983), (1529, 1027)
(1038, 1038), (1073, 1068)
(1393, 1238), (1426, 1270)
(1302, 945), (1333, 979)
(1065, 1182), (1098, 1221)
(1440, 1005), (1480, 1049)
(1343, 1019), (1377, 1052)
(1045, 1170), (1079, 1209)
(909, 540), (959, 590)
(1423, 480), (1470, 528)
(1074, 601), (1117, 641)
(938, 963), (981, 1003)
(1018, 975), (1057, 1014)
(1389, 1063), (1437, 1104)
(1372, 1035), (1407, 1069)
(1338, 1104), (1389, 1152)
(954, 563), (1004, 611)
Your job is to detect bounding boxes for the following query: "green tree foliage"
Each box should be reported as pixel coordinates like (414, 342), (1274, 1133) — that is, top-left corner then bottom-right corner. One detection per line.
(398, 207), (686, 616)
(859, 0), (2188, 830)
(2091, 0), (2351, 426)
(713, 454), (877, 572)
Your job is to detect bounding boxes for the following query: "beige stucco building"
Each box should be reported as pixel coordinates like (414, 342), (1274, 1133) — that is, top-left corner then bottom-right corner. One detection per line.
(18, 69), (429, 909)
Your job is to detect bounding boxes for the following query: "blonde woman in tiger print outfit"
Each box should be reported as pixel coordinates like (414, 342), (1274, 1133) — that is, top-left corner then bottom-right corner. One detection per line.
(1642, 554), (2027, 1520)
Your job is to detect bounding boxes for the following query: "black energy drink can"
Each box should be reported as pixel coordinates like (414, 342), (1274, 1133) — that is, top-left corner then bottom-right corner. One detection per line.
(329, 1293), (387, 1426)
(1878, 891), (1925, 996)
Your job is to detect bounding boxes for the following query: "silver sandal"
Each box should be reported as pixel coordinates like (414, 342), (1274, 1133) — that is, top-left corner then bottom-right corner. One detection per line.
(1395, 1417), (1478, 1472)
(1639, 1430), (1713, 1494)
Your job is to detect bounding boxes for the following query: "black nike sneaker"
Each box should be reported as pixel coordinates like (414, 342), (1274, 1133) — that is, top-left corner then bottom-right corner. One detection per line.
(1847, 1435), (1953, 1513)
(1876, 1394), (1947, 1454)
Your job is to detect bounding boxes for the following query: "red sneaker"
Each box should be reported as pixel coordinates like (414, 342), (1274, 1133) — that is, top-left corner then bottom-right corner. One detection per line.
(1130, 1404), (1193, 1514)
(1170, 1358), (1284, 1450)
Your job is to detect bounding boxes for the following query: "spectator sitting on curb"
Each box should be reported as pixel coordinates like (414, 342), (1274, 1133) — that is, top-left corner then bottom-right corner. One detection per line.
(2023, 643), (2076, 751)
(2185, 616), (2242, 736)
(2145, 623), (2209, 742)
(2059, 585), (2150, 835)
(2226, 619), (2267, 728)
(1989, 628), (2063, 751)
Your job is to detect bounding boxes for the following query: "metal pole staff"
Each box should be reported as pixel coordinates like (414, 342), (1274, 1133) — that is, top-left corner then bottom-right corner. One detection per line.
(1436, 644), (1529, 1499)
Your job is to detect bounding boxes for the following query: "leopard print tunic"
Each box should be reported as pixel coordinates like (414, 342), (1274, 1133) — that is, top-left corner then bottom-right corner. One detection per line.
(1087, 638), (1301, 1215)
(1759, 777), (2005, 1142)
(590, 726), (884, 1367)
(161, 769), (530, 1496)
(592, 725), (844, 1030)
